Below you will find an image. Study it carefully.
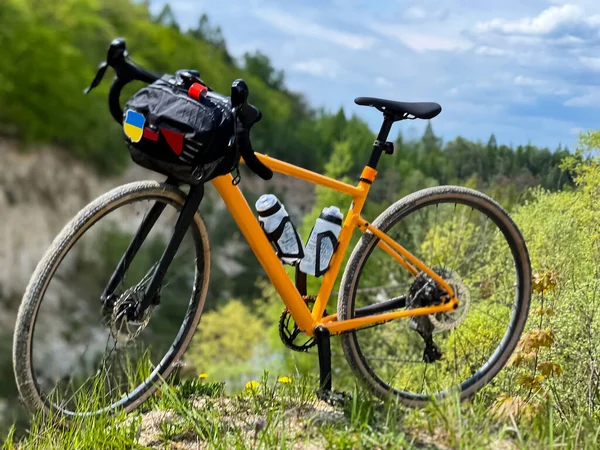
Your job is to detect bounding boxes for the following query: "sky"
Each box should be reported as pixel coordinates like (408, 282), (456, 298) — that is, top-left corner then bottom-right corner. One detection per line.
(150, 0), (600, 150)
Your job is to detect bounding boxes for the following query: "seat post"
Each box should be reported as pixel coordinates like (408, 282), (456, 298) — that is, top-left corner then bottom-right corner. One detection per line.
(367, 113), (395, 169)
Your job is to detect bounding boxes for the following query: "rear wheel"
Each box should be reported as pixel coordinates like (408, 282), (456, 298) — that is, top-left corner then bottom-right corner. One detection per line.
(13, 181), (210, 417)
(338, 186), (531, 406)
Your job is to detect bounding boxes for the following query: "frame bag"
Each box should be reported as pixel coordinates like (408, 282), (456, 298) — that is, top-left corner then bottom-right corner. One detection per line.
(122, 74), (237, 184)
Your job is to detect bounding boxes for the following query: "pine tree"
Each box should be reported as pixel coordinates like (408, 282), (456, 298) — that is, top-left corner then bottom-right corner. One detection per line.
(487, 133), (498, 150)
(418, 121), (443, 180)
(154, 4), (179, 30)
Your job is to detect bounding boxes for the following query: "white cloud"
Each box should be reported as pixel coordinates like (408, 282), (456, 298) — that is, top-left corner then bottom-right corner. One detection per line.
(404, 6), (427, 21)
(467, 4), (600, 76)
(374, 25), (472, 52)
(255, 8), (376, 50)
(375, 76), (393, 87)
(570, 127), (584, 135)
(292, 58), (342, 78)
(475, 46), (512, 56)
(580, 56), (600, 71)
(514, 75), (547, 86)
(165, 0), (600, 148)
(473, 4), (600, 37)
(442, 101), (505, 116)
(403, 5), (449, 22)
(228, 41), (265, 58)
(474, 4), (580, 35)
(404, 33), (472, 52)
(564, 90), (600, 107)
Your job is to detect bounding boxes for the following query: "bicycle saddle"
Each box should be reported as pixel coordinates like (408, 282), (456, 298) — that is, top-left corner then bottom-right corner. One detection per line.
(355, 97), (441, 120)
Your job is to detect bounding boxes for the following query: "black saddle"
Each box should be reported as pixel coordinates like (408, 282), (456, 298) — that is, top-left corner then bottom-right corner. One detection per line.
(355, 97), (441, 120)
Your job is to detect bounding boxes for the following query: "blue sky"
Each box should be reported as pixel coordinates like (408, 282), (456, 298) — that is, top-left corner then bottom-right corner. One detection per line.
(150, 0), (600, 150)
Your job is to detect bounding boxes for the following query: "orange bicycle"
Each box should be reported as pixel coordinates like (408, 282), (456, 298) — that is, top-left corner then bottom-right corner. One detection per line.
(13, 39), (531, 417)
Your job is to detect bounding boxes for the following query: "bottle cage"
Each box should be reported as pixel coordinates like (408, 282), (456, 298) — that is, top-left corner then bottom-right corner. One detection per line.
(260, 217), (305, 261)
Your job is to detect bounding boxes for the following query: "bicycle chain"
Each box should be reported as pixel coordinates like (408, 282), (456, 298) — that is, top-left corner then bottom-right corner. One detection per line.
(278, 295), (318, 352)
(279, 293), (390, 357)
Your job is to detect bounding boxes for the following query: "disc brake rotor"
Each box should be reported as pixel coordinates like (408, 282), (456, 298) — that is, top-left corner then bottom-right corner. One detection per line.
(429, 268), (470, 333)
(110, 287), (155, 342)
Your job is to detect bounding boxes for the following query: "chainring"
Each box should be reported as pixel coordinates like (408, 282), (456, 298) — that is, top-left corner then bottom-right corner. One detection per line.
(278, 296), (323, 352)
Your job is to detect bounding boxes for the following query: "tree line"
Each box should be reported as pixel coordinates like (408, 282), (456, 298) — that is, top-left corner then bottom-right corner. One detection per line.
(0, 0), (571, 194)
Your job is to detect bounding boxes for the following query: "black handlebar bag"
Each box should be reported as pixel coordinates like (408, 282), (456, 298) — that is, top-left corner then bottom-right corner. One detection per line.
(122, 76), (237, 184)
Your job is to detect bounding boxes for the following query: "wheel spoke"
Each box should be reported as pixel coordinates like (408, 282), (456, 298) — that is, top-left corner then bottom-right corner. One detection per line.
(343, 191), (529, 403)
(23, 187), (208, 417)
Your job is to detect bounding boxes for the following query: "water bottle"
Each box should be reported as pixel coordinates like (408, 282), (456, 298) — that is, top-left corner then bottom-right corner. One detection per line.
(299, 206), (343, 277)
(256, 194), (305, 265)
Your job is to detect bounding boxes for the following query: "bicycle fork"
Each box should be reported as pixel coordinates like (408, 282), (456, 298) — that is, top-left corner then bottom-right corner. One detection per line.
(101, 181), (205, 318)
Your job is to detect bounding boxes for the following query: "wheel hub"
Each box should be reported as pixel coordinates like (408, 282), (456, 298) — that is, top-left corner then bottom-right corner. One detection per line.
(407, 267), (470, 333)
(110, 287), (155, 342)
(428, 269), (470, 333)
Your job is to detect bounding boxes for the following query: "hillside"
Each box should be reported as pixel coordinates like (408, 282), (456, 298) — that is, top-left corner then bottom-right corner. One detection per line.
(0, 0), (572, 186)
(1, 1), (596, 448)
(5, 143), (600, 449)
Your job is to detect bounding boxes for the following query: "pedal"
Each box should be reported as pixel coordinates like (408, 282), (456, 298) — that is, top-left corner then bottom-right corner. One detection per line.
(316, 389), (351, 407)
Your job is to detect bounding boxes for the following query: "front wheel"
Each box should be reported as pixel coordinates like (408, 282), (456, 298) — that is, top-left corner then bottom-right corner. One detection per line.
(13, 181), (210, 417)
(338, 186), (531, 406)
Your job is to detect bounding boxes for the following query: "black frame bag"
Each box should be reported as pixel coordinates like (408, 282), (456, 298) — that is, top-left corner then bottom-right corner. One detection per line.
(122, 74), (237, 184)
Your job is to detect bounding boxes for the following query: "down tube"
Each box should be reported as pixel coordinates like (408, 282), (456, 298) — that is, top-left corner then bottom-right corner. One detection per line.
(211, 175), (315, 333)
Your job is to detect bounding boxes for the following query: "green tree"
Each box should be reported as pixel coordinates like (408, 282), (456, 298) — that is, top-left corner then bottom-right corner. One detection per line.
(243, 50), (285, 91)
(418, 122), (444, 181)
(154, 4), (179, 30)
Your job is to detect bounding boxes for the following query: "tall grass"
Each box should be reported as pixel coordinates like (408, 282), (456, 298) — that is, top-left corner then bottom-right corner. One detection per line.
(5, 364), (600, 449)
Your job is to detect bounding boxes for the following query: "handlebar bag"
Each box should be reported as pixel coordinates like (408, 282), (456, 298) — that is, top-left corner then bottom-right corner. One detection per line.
(122, 74), (237, 184)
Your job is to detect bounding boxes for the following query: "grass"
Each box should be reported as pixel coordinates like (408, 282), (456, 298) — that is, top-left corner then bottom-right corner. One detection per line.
(3, 372), (600, 450)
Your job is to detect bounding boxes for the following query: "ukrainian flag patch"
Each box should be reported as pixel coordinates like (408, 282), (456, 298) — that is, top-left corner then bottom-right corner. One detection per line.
(123, 110), (145, 143)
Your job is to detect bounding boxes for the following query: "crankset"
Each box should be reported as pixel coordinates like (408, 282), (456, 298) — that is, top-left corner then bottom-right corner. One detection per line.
(279, 296), (327, 352)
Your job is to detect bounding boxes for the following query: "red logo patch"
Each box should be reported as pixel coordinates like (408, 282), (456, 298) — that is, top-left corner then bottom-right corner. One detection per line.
(143, 128), (159, 141)
(160, 128), (184, 155)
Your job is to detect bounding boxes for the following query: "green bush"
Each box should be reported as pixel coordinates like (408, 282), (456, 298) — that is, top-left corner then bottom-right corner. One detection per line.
(488, 132), (600, 423)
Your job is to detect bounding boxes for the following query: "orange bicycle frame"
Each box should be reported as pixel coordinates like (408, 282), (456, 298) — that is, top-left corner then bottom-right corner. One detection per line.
(211, 153), (458, 337)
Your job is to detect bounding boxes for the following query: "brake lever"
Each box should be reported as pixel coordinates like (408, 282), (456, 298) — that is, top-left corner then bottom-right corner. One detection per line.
(228, 106), (239, 148)
(83, 38), (130, 94)
(231, 79), (249, 108)
(84, 62), (108, 94)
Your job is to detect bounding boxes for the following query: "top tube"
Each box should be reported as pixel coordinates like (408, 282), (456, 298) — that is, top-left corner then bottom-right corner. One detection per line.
(254, 153), (365, 198)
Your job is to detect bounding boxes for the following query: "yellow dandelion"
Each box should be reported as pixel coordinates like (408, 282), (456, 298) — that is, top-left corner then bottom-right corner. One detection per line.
(278, 376), (292, 384)
(199, 373), (209, 379)
(245, 380), (261, 391)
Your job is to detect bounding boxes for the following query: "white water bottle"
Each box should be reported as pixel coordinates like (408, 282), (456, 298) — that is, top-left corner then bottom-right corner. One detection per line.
(256, 194), (305, 265)
(299, 206), (343, 277)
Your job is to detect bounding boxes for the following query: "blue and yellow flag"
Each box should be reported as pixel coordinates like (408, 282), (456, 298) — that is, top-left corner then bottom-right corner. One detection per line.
(123, 110), (145, 143)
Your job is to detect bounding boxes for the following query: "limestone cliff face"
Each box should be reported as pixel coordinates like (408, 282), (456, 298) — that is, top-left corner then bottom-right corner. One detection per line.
(0, 140), (154, 323)
(0, 139), (315, 326)
(0, 138), (316, 422)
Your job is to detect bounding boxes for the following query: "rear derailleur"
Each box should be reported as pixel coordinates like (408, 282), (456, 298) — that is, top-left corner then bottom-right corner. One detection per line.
(407, 271), (448, 363)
